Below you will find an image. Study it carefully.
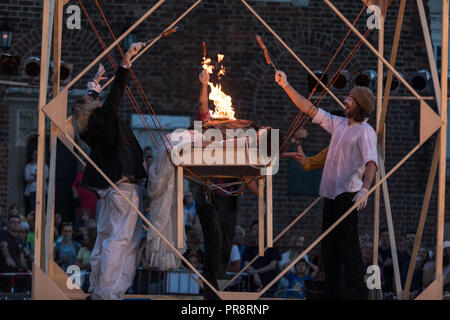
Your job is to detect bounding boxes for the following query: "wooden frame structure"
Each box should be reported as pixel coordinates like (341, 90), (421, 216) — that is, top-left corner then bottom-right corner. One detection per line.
(32, 0), (447, 300)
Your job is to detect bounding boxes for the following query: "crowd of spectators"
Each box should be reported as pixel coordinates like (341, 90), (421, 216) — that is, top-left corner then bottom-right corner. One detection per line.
(0, 151), (449, 299)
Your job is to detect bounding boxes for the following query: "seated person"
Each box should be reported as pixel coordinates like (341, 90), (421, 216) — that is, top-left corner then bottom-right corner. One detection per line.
(284, 258), (318, 299)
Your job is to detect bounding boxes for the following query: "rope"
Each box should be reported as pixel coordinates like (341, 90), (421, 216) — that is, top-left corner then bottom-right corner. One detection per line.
(78, 0), (160, 148)
(280, 0), (394, 152)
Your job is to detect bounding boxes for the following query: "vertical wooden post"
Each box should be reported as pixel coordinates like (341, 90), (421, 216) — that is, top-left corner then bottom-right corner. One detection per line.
(46, 0), (63, 277)
(33, 0), (54, 300)
(435, 0), (448, 299)
(177, 166), (184, 249)
(266, 169), (273, 248)
(34, 0), (54, 272)
(258, 178), (264, 256)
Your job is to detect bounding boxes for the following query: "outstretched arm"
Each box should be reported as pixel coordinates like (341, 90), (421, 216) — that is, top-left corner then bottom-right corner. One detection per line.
(198, 69), (210, 118)
(275, 71), (318, 118)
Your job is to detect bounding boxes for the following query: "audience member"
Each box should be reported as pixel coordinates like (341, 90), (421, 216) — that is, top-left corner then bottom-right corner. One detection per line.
(54, 212), (63, 239)
(399, 230), (423, 299)
(183, 190), (196, 234)
(183, 229), (205, 267)
(0, 215), (29, 273)
(72, 169), (98, 220)
(422, 241), (450, 294)
(18, 222), (33, 271)
(54, 222), (80, 272)
(25, 211), (35, 246)
(187, 253), (202, 270)
(284, 258), (318, 299)
(227, 243), (241, 273)
(234, 225), (246, 261)
(0, 206), (7, 232)
(279, 234), (309, 272)
(24, 150), (48, 213)
(75, 227), (96, 271)
(378, 228), (395, 294)
(242, 220), (280, 297)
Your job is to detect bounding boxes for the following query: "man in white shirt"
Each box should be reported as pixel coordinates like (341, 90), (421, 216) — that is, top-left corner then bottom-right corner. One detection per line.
(275, 70), (378, 300)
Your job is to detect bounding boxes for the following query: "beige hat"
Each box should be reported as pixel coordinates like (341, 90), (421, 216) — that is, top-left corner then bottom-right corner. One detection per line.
(350, 86), (375, 114)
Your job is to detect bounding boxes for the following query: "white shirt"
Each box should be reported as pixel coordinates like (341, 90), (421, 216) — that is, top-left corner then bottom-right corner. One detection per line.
(279, 250), (309, 271)
(228, 244), (241, 265)
(312, 108), (378, 200)
(24, 162), (49, 196)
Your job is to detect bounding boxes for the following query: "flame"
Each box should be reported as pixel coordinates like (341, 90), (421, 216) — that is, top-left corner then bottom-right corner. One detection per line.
(202, 57), (214, 74)
(208, 82), (236, 120)
(201, 53), (236, 120)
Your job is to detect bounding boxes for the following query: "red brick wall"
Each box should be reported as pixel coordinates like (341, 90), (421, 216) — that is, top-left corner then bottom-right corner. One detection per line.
(0, 0), (448, 253)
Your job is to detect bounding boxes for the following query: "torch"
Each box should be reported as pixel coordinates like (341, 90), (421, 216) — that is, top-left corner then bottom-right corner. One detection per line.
(256, 34), (277, 71)
(143, 26), (178, 47)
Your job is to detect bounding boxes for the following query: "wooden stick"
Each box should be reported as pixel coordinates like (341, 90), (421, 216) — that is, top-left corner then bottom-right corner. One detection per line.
(403, 139), (440, 299)
(240, 0), (347, 110)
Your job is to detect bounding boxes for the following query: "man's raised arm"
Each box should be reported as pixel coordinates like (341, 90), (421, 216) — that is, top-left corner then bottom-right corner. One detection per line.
(275, 70), (318, 118)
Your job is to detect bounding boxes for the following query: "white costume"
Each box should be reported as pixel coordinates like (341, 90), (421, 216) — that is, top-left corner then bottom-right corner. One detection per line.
(146, 130), (203, 270)
(89, 183), (143, 300)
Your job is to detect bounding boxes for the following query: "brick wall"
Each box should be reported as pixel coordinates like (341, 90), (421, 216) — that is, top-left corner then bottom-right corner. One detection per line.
(0, 0), (448, 253)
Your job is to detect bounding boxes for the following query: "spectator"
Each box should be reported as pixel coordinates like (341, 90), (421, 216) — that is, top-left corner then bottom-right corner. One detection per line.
(72, 169), (98, 220)
(378, 227), (395, 294)
(234, 225), (247, 266)
(24, 150), (49, 213)
(54, 222), (80, 272)
(422, 241), (450, 294)
(183, 229), (205, 267)
(25, 211), (35, 247)
(18, 222), (33, 271)
(242, 220), (280, 297)
(187, 253), (202, 270)
(284, 258), (318, 299)
(8, 204), (19, 218)
(279, 234), (309, 272)
(76, 208), (92, 230)
(54, 212), (63, 239)
(399, 230), (423, 299)
(183, 191), (196, 234)
(227, 244), (241, 273)
(0, 206), (7, 232)
(75, 227), (96, 271)
(0, 215), (29, 273)
(143, 146), (153, 170)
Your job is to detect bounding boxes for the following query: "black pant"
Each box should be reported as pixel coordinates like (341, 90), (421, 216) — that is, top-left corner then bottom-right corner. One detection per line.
(196, 190), (237, 300)
(321, 192), (367, 300)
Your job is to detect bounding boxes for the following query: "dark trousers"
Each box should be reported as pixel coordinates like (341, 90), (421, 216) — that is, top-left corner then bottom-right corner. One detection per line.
(321, 192), (367, 300)
(196, 190), (237, 300)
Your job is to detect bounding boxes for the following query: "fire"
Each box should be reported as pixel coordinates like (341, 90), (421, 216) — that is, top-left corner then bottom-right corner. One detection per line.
(201, 53), (236, 120)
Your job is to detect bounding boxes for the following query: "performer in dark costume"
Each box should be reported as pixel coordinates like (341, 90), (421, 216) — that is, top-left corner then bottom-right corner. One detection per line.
(70, 42), (146, 300)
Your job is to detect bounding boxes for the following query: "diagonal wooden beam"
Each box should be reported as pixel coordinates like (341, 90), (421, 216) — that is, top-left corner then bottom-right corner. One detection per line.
(416, 0), (442, 112)
(403, 139), (440, 299)
(378, 0), (407, 138)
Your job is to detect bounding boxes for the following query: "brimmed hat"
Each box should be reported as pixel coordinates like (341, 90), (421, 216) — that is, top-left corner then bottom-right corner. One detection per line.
(350, 86), (375, 114)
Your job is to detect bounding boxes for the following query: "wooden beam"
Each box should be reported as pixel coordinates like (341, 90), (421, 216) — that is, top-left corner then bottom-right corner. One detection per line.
(403, 139), (440, 299)
(435, 0), (448, 300)
(258, 178), (264, 256)
(46, 0), (63, 277)
(34, 0), (54, 277)
(378, 150), (403, 299)
(177, 166), (184, 249)
(266, 169), (273, 248)
(417, 0), (442, 112)
(378, 0), (407, 137)
(324, 0), (422, 100)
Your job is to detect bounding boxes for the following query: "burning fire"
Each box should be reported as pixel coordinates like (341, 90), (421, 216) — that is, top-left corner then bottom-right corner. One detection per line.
(201, 53), (236, 120)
